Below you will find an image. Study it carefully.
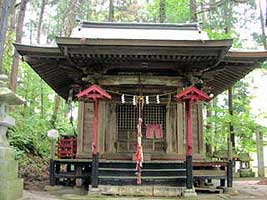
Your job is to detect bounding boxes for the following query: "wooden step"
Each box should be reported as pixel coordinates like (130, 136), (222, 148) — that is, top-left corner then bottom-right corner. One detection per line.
(99, 168), (186, 172)
(99, 162), (185, 169)
(99, 175), (186, 179)
(99, 168), (186, 177)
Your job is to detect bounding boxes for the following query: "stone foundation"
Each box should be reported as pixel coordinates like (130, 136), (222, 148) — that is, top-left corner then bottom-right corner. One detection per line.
(93, 185), (185, 197)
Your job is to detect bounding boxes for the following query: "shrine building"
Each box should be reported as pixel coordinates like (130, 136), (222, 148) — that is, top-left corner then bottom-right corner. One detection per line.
(15, 21), (267, 195)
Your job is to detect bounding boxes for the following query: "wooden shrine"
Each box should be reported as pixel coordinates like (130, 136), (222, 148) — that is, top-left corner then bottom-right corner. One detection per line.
(14, 21), (267, 193)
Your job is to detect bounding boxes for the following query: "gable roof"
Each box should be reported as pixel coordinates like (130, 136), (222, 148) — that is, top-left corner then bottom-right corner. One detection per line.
(176, 86), (211, 102)
(13, 22), (267, 100)
(77, 84), (112, 100)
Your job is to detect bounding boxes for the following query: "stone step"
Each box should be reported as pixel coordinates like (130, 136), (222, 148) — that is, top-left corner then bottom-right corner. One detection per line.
(98, 177), (186, 186)
(96, 185), (185, 197)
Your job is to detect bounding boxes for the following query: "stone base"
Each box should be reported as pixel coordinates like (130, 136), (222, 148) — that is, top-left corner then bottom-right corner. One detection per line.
(88, 186), (101, 195)
(97, 185), (185, 197)
(239, 168), (255, 177)
(224, 187), (240, 196)
(0, 178), (23, 200)
(0, 147), (23, 200)
(182, 188), (197, 197)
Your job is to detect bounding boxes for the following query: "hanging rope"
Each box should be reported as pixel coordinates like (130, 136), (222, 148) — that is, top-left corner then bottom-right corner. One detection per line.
(136, 96), (144, 185)
(105, 88), (178, 97)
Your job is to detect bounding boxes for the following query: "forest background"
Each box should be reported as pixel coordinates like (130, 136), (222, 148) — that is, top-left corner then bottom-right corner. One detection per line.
(0, 0), (266, 186)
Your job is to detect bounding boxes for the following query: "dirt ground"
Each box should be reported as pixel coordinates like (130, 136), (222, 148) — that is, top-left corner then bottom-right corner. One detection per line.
(21, 179), (267, 200)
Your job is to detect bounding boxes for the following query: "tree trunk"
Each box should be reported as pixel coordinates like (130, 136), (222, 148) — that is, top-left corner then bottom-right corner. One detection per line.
(159, 0), (166, 23)
(37, 0), (47, 44)
(51, 95), (61, 128)
(9, 0), (29, 91)
(0, 0), (14, 73)
(259, 0), (267, 49)
(108, 0), (114, 22)
(190, 0), (197, 22)
(37, 0), (48, 118)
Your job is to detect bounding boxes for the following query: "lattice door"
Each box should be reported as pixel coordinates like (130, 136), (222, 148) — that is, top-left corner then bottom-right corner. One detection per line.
(116, 104), (166, 153)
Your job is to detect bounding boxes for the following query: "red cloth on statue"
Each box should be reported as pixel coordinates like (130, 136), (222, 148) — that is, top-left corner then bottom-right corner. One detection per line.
(146, 124), (163, 138)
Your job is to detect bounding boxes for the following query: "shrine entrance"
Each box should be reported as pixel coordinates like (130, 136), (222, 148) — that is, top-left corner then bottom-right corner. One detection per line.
(116, 104), (166, 153)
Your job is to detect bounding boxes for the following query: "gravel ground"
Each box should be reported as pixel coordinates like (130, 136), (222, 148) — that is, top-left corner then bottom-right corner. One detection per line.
(21, 180), (267, 200)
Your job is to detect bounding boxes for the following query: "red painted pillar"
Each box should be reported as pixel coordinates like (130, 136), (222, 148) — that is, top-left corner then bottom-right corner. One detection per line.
(185, 100), (193, 189)
(186, 100), (193, 156)
(93, 100), (99, 155)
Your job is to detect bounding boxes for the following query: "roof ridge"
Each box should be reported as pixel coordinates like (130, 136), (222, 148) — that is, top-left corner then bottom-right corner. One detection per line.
(79, 21), (201, 31)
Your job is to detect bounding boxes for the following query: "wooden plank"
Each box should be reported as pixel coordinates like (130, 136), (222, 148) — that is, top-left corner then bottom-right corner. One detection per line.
(83, 75), (184, 87)
(105, 103), (117, 153)
(166, 96), (173, 153)
(194, 170), (227, 177)
(177, 102), (184, 154)
(193, 161), (228, 167)
(192, 103), (199, 154)
(198, 103), (204, 155)
(82, 103), (94, 156)
(76, 102), (84, 156)
(98, 102), (106, 154)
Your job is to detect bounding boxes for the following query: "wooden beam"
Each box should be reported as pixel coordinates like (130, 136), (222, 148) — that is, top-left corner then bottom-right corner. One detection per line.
(83, 75), (184, 87)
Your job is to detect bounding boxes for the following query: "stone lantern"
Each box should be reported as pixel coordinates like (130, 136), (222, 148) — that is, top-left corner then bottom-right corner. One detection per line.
(0, 74), (25, 200)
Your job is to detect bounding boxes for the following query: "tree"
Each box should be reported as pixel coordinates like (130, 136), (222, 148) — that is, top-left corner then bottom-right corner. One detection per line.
(37, 0), (48, 44)
(36, 0), (48, 119)
(190, 0), (197, 21)
(259, 0), (267, 49)
(108, 0), (114, 22)
(159, 0), (166, 23)
(0, 0), (14, 73)
(10, 0), (29, 92)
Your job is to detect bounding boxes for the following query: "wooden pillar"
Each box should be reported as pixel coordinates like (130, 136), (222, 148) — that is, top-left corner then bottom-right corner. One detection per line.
(227, 88), (234, 187)
(92, 100), (99, 188)
(49, 159), (55, 186)
(185, 100), (193, 189)
(228, 87), (235, 148)
(256, 128), (265, 178)
(227, 141), (233, 187)
(92, 153), (99, 188)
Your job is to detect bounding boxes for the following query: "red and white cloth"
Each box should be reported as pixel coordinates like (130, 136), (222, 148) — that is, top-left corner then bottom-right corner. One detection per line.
(136, 118), (143, 185)
(146, 124), (163, 139)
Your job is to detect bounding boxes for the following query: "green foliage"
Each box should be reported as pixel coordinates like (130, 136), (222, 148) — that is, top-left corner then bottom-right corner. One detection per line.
(8, 114), (51, 157)
(147, 0), (190, 23)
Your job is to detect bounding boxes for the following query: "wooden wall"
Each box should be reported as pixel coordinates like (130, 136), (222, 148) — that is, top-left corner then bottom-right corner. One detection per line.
(76, 101), (205, 159)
